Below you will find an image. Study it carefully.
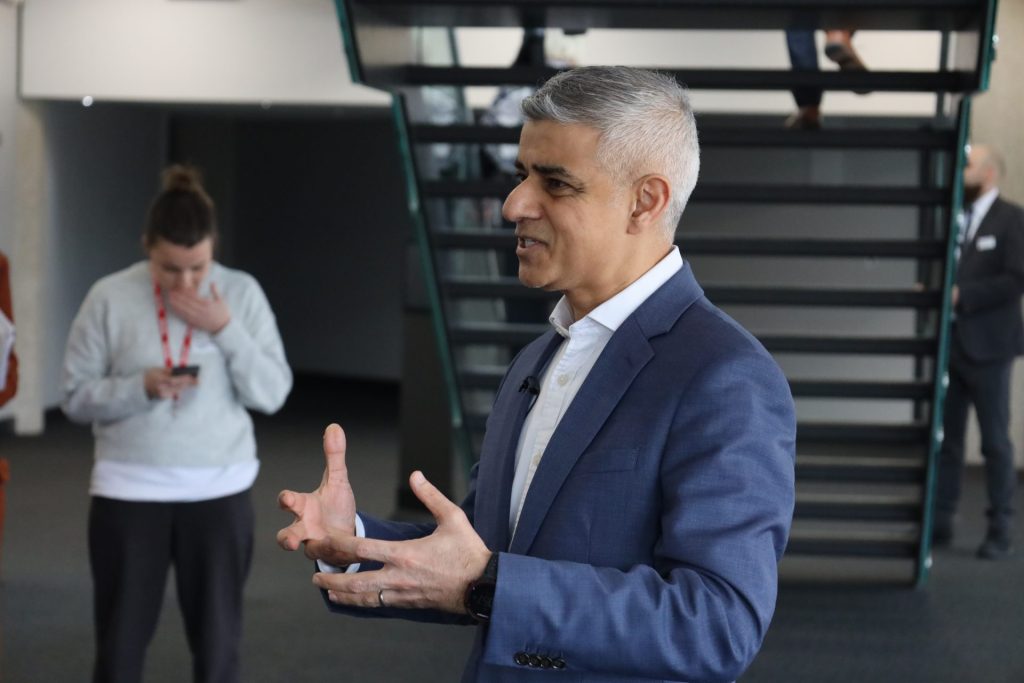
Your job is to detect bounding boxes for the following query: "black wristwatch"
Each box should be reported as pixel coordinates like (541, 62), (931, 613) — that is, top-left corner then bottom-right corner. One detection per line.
(464, 552), (499, 623)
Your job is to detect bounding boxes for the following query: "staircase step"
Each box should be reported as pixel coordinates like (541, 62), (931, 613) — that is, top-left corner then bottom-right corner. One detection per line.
(797, 441), (928, 458)
(400, 65), (972, 93)
(350, 1), (984, 33)
(797, 454), (925, 483)
(707, 286), (941, 308)
(442, 276), (943, 308)
(434, 230), (947, 259)
(450, 321), (548, 345)
(789, 380), (931, 400)
(779, 555), (916, 584)
(458, 365), (508, 389)
(411, 123), (956, 150)
(759, 335), (935, 356)
(786, 519), (919, 558)
(422, 180), (948, 205)
(797, 422), (930, 443)
(796, 482), (922, 521)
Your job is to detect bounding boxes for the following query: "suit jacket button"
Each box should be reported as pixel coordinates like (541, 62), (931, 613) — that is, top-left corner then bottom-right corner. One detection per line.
(528, 654), (542, 668)
(553, 657), (566, 669)
(539, 656), (553, 669)
(514, 652), (529, 666)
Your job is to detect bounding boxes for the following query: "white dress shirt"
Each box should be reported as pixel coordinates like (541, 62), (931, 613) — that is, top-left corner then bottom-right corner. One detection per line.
(508, 247), (683, 538)
(965, 187), (999, 245)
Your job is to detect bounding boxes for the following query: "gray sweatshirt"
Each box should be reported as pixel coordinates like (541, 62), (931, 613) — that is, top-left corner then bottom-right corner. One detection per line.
(62, 261), (292, 468)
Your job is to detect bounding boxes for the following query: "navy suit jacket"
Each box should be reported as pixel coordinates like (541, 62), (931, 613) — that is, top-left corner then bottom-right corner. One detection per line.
(954, 196), (1024, 362)
(337, 262), (796, 683)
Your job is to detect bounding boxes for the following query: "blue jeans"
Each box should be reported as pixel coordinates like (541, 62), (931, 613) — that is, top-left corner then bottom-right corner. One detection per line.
(786, 29), (822, 108)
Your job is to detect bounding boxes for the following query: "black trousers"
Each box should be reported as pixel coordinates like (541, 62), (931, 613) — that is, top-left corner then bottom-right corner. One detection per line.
(936, 336), (1017, 536)
(88, 489), (254, 683)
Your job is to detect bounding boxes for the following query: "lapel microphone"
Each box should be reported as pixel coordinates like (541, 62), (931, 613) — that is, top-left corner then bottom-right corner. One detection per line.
(519, 375), (541, 414)
(519, 376), (540, 395)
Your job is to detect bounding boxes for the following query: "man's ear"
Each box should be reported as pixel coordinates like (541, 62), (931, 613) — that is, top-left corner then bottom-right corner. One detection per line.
(628, 175), (671, 234)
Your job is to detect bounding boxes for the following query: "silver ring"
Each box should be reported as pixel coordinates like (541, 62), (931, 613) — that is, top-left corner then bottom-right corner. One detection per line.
(377, 588), (387, 608)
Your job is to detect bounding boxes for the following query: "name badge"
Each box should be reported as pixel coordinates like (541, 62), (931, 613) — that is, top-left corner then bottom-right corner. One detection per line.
(976, 235), (997, 251)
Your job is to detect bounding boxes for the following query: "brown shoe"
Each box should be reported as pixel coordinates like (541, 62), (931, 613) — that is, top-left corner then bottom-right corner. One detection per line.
(785, 106), (821, 130)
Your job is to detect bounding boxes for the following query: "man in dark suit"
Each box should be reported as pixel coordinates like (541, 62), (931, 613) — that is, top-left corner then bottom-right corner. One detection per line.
(935, 143), (1024, 560)
(278, 66), (796, 682)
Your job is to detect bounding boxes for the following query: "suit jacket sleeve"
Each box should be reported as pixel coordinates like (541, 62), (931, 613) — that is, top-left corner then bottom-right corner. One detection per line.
(958, 202), (1024, 315)
(61, 286), (152, 424)
(482, 347), (796, 682)
(318, 465), (482, 626)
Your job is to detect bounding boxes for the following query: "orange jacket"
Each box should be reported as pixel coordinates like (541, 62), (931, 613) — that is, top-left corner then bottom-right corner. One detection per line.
(0, 251), (17, 407)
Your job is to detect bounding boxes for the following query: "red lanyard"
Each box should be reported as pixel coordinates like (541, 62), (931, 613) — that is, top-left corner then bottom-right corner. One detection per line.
(153, 281), (192, 369)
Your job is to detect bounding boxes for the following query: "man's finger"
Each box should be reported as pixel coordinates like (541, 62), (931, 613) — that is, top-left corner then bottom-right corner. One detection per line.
(409, 471), (460, 522)
(323, 423), (349, 485)
(210, 282), (221, 301)
(335, 535), (395, 565)
(277, 489), (302, 513)
(276, 524), (305, 551)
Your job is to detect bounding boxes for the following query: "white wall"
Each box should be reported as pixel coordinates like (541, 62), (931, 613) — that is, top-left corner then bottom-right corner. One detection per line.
(0, 3), (15, 253)
(0, 2), (18, 422)
(21, 0), (389, 106)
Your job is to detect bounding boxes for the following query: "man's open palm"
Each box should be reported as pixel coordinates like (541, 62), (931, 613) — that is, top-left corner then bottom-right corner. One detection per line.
(277, 423), (358, 566)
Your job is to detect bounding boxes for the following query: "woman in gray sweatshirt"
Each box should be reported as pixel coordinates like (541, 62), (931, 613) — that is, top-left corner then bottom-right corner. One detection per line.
(62, 165), (292, 683)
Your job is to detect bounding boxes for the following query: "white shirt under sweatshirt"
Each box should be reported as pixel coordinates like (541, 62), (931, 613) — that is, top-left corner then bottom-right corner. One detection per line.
(965, 186), (1000, 244)
(62, 260), (292, 502)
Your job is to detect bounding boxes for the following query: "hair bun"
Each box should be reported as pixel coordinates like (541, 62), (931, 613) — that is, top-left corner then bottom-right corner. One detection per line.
(161, 164), (203, 193)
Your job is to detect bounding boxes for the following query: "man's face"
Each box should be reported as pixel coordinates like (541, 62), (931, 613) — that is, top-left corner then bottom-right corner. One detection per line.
(502, 120), (636, 313)
(962, 146), (991, 204)
(148, 237), (213, 292)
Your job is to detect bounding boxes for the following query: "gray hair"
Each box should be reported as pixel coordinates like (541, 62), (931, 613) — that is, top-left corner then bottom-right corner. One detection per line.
(521, 66), (700, 239)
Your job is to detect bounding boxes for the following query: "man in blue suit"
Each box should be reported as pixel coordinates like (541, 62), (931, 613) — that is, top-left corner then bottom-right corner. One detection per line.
(278, 66), (796, 682)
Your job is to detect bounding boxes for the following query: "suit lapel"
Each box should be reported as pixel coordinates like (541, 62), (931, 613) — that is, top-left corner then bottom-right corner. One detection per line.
(473, 331), (563, 552)
(509, 320), (654, 554)
(507, 264), (704, 554)
(963, 197), (1005, 261)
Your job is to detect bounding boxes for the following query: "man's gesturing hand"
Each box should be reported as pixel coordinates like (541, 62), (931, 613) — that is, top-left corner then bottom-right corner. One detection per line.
(313, 470), (491, 615)
(277, 423), (359, 567)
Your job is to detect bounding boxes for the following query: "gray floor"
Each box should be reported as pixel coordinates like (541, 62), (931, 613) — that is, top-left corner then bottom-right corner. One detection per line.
(1, 379), (1022, 682)
(0, 382), (473, 683)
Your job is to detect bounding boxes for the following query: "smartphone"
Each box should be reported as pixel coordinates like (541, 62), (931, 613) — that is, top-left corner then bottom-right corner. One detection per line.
(171, 365), (200, 378)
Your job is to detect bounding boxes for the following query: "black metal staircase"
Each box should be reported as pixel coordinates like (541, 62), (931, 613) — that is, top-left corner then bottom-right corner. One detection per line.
(333, 0), (999, 585)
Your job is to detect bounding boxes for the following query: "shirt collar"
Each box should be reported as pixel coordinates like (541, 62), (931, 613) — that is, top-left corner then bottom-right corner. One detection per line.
(549, 247), (684, 338)
(969, 187), (999, 221)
